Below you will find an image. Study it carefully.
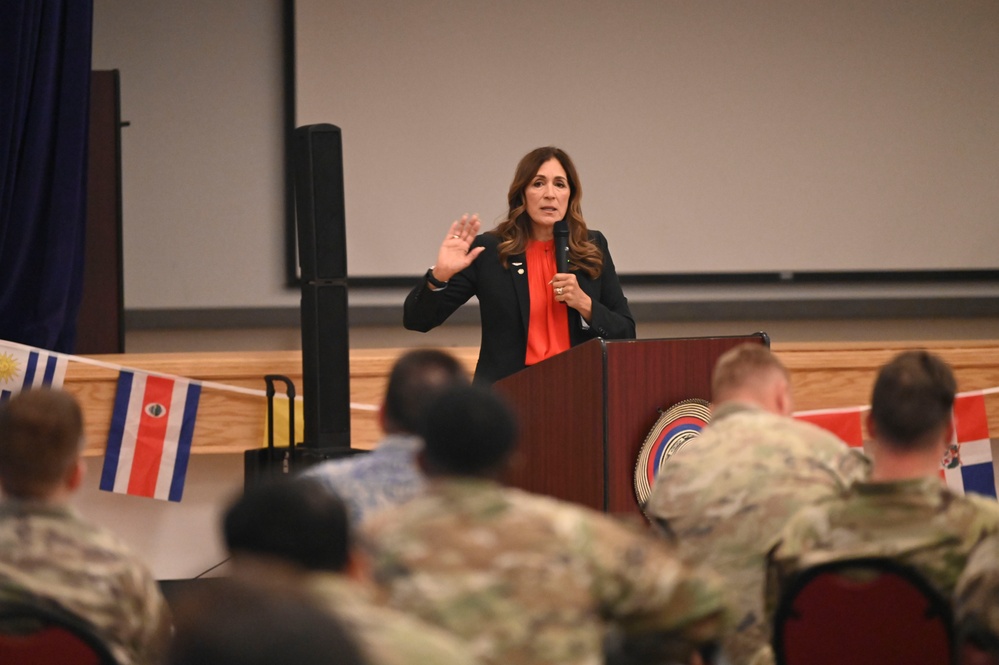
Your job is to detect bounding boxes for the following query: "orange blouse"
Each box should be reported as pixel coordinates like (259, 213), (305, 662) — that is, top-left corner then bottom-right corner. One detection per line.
(524, 239), (570, 366)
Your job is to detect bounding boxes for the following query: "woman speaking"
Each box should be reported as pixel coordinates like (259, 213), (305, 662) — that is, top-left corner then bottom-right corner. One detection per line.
(404, 147), (636, 384)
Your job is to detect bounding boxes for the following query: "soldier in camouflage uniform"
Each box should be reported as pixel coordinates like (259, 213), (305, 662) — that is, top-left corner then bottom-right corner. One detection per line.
(763, 350), (999, 663)
(0, 389), (171, 665)
(364, 385), (727, 665)
(954, 533), (999, 659)
(643, 344), (869, 665)
(224, 477), (480, 665)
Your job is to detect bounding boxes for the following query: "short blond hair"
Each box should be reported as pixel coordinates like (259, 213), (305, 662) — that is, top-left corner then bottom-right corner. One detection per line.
(0, 389), (83, 499)
(711, 344), (788, 402)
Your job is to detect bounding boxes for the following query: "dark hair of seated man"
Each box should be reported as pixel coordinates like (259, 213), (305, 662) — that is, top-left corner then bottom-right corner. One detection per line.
(382, 348), (468, 434)
(223, 477), (350, 572)
(166, 577), (369, 665)
(869, 349), (956, 453)
(417, 385), (518, 478)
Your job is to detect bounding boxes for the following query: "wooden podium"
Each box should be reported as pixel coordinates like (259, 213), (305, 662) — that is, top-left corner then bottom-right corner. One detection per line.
(493, 333), (768, 515)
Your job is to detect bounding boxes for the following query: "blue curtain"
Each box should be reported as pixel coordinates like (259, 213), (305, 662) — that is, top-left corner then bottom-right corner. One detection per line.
(0, 0), (93, 352)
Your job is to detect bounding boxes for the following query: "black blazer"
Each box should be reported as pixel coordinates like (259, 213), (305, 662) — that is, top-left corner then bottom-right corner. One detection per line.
(404, 230), (636, 384)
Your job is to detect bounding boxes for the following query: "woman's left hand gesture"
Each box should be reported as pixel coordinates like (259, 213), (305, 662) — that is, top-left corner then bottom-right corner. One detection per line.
(551, 272), (592, 322)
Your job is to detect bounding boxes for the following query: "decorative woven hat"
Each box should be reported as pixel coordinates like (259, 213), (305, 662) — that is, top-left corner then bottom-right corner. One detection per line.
(634, 398), (711, 509)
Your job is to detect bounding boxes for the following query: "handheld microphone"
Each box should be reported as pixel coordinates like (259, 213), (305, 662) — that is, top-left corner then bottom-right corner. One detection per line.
(554, 220), (569, 273)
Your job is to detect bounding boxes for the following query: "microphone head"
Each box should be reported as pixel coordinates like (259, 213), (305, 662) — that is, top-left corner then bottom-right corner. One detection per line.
(553, 220), (569, 238)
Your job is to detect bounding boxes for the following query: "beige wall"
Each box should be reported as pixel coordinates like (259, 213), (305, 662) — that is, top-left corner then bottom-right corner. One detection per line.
(74, 455), (239, 580)
(93, 0), (999, 311)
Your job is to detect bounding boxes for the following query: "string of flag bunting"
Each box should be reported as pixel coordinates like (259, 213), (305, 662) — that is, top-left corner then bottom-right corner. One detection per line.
(795, 389), (999, 498)
(0, 340), (377, 504)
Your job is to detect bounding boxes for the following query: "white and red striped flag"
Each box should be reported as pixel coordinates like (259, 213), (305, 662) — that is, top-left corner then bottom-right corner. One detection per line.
(794, 408), (866, 448)
(100, 371), (201, 502)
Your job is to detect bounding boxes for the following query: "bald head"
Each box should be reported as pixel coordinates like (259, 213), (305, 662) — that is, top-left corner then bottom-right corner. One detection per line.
(711, 344), (793, 416)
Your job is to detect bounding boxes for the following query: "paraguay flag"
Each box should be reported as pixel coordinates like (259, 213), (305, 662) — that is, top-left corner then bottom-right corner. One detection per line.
(100, 371), (201, 502)
(0, 343), (69, 402)
(941, 392), (996, 498)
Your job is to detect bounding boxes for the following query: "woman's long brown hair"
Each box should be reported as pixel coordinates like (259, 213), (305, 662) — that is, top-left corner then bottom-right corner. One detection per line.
(493, 147), (603, 279)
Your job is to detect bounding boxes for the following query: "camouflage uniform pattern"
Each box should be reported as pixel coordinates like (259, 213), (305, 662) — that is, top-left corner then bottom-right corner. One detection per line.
(767, 477), (999, 610)
(364, 478), (726, 665)
(0, 500), (171, 665)
(954, 533), (999, 647)
(306, 572), (481, 665)
(643, 402), (870, 665)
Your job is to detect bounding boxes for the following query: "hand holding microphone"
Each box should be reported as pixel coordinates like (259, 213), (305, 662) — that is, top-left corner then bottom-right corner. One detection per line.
(550, 220), (593, 320)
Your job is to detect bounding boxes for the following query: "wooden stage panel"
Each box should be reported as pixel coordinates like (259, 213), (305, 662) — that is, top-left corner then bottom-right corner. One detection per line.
(778, 341), (999, 438)
(66, 349), (479, 457)
(65, 341), (999, 458)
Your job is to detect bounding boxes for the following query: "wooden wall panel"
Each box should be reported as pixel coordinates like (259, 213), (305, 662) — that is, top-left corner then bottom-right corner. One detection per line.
(778, 341), (999, 438)
(67, 349), (478, 457)
(65, 342), (998, 458)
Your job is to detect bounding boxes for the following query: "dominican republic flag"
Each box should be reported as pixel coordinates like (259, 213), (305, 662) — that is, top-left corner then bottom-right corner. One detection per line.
(0, 343), (69, 403)
(941, 392), (996, 498)
(100, 371), (201, 502)
(795, 408), (866, 448)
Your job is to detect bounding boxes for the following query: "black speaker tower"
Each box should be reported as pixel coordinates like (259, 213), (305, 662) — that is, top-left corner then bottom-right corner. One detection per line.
(293, 124), (351, 451)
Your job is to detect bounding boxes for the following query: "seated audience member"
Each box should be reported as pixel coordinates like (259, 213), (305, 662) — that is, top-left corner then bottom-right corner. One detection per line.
(0, 389), (171, 665)
(764, 351), (999, 661)
(642, 343), (869, 665)
(299, 348), (469, 524)
(955, 534), (999, 664)
(223, 477), (478, 665)
(364, 385), (727, 665)
(768, 351), (999, 594)
(167, 577), (370, 665)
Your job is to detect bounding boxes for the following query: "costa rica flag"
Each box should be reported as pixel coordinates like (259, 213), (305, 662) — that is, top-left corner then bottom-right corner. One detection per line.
(100, 371), (201, 502)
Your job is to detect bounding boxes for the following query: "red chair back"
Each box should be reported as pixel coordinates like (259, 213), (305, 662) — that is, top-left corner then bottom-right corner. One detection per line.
(0, 599), (118, 665)
(773, 557), (956, 665)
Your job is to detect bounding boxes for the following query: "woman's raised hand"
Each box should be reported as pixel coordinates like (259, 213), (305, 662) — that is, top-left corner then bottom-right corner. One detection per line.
(431, 214), (485, 283)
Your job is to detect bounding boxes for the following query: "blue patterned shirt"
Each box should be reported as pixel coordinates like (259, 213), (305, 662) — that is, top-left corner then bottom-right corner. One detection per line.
(299, 434), (426, 524)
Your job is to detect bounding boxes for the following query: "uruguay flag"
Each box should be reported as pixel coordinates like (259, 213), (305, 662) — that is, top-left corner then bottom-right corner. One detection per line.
(941, 392), (997, 498)
(0, 343), (69, 403)
(100, 371), (201, 502)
